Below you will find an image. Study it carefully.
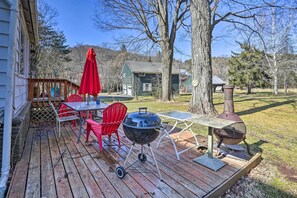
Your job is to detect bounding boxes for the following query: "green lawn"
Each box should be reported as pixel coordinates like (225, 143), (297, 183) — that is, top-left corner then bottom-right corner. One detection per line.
(120, 89), (297, 197)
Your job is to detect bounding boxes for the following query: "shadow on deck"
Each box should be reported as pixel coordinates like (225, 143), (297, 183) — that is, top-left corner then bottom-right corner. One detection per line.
(7, 123), (261, 198)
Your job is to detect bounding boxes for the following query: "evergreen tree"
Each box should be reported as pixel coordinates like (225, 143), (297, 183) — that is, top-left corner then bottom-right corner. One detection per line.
(32, 1), (71, 78)
(228, 43), (270, 94)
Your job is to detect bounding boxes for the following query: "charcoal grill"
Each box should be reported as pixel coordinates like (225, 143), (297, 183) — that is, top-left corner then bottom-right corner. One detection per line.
(116, 107), (163, 180)
(214, 85), (252, 155)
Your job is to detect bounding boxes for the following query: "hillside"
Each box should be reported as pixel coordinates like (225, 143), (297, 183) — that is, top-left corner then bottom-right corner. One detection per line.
(61, 45), (189, 92)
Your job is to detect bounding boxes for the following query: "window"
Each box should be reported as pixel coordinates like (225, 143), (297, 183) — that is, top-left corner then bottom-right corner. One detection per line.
(19, 30), (24, 74)
(143, 83), (152, 92)
(16, 21), (26, 75)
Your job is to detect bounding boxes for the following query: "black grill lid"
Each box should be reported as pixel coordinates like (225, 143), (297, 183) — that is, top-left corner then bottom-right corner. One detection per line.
(122, 107), (161, 129)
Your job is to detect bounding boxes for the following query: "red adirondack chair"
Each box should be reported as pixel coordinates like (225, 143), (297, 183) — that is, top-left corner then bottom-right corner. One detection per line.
(85, 102), (127, 151)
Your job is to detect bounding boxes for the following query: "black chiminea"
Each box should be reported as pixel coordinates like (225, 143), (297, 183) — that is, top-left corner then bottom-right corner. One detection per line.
(214, 85), (252, 155)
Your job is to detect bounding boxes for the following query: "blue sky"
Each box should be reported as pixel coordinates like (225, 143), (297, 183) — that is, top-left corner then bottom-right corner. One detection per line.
(45, 0), (239, 61)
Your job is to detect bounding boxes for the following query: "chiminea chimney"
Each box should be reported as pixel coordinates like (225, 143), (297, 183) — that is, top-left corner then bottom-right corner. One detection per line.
(223, 85), (235, 114)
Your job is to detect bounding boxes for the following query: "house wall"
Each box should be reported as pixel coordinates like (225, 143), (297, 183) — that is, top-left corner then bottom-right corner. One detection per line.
(13, 3), (30, 115)
(0, 1), (29, 115)
(172, 74), (179, 93)
(0, 1), (10, 108)
(181, 77), (193, 94)
(0, 0), (32, 171)
(134, 73), (179, 96)
(122, 64), (133, 95)
(180, 76), (225, 94)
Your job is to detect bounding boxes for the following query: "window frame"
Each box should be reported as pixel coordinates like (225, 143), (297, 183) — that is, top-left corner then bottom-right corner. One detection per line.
(143, 83), (152, 92)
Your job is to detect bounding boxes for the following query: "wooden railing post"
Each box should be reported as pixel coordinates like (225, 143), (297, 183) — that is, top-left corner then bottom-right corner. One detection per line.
(64, 80), (68, 100)
(28, 79), (32, 101)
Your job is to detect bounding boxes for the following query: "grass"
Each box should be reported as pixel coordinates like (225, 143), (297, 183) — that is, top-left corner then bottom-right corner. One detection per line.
(118, 88), (297, 197)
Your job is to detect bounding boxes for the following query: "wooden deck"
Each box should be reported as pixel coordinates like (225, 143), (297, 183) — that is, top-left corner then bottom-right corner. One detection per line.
(7, 123), (261, 198)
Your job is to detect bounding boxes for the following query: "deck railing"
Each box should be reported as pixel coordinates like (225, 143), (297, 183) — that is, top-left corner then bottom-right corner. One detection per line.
(28, 78), (81, 107)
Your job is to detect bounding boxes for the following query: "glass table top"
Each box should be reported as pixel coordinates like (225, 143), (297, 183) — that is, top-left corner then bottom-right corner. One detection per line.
(157, 111), (197, 121)
(157, 111), (235, 128)
(63, 101), (109, 111)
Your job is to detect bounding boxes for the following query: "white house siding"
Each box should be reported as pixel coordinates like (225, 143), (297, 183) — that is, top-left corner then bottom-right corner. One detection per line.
(0, 1), (10, 108)
(0, 1), (30, 115)
(14, 76), (28, 115)
(13, 7), (30, 116)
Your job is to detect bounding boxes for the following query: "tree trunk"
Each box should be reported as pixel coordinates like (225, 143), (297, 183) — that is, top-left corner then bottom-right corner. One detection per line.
(247, 85), (252, 94)
(284, 69), (288, 95)
(273, 53), (278, 95)
(189, 0), (216, 115)
(161, 45), (173, 101)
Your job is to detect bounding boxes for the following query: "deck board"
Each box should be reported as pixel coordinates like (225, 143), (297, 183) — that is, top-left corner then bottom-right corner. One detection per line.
(48, 129), (73, 197)
(7, 128), (34, 197)
(64, 126), (133, 198)
(55, 130), (90, 198)
(25, 128), (41, 198)
(8, 123), (261, 198)
(41, 128), (57, 197)
(61, 127), (104, 198)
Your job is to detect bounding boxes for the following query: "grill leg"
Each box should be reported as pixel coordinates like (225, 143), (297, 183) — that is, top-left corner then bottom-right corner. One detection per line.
(148, 143), (163, 181)
(243, 138), (253, 156)
(141, 145), (144, 158)
(124, 143), (135, 167)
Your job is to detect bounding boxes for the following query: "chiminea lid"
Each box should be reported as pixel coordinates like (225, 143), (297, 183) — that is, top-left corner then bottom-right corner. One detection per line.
(123, 107), (161, 129)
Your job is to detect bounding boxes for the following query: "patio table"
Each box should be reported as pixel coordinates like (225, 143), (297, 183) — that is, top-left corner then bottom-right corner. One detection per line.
(63, 101), (109, 143)
(157, 111), (200, 160)
(157, 111), (235, 171)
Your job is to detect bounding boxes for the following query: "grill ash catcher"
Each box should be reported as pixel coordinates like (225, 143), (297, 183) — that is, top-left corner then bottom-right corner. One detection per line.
(116, 107), (163, 181)
(214, 85), (252, 156)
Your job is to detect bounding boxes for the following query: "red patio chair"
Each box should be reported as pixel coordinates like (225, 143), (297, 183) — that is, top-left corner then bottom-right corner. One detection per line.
(67, 94), (92, 119)
(85, 102), (127, 151)
(50, 102), (79, 137)
(67, 94), (83, 102)
(59, 103), (77, 127)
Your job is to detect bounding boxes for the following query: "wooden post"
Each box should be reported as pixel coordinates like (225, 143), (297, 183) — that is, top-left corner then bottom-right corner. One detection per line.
(59, 81), (62, 104)
(64, 80), (68, 101)
(28, 79), (33, 101)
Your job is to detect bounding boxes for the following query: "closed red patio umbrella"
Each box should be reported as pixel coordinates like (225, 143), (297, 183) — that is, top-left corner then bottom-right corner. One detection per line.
(78, 48), (101, 103)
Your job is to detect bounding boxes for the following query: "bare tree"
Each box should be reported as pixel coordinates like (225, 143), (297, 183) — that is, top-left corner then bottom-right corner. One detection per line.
(93, 0), (190, 101)
(253, 6), (296, 95)
(212, 57), (229, 81)
(189, 0), (296, 114)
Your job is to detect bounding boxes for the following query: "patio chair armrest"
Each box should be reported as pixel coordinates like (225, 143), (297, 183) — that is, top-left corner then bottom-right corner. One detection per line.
(58, 111), (78, 116)
(86, 118), (102, 126)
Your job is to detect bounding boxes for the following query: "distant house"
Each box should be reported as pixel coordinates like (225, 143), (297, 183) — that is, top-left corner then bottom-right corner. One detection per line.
(121, 61), (180, 96)
(180, 75), (225, 94)
(0, 0), (38, 190)
(212, 76), (226, 92)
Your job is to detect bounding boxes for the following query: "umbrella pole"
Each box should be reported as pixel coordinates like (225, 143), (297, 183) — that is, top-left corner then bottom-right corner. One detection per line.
(87, 95), (90, 105)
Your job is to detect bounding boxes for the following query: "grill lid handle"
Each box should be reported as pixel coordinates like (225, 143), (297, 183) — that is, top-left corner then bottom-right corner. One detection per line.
(138, 107), (147, 114)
